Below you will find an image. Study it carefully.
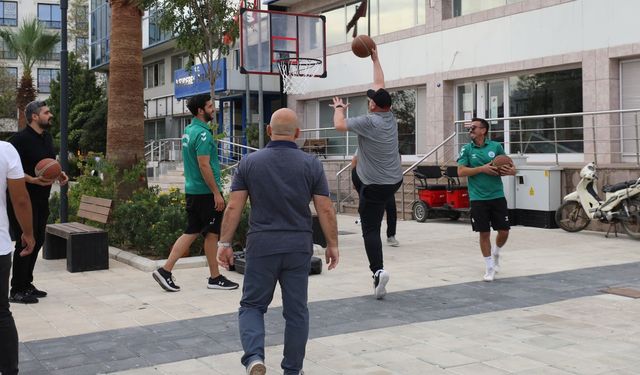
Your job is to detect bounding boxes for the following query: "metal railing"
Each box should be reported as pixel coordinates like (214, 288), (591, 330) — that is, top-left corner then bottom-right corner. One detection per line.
(328, 108), (640, 217)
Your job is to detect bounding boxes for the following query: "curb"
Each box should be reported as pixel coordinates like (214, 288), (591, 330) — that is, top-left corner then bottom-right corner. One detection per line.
(108, 246), (207, 272)
(108, 244), (326, 272)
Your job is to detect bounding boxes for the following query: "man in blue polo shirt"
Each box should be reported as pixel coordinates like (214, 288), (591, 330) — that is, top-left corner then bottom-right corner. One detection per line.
(217, 108), (339, 375)
(458, 117), (516, 282)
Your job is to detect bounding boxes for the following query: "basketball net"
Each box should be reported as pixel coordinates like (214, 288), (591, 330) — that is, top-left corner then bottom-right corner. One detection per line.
(277, 58), (322, 95)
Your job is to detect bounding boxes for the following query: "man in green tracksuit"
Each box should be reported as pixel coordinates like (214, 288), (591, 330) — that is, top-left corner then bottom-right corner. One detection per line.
(152, 93), (238, 292)
(458, 117), (516, 282)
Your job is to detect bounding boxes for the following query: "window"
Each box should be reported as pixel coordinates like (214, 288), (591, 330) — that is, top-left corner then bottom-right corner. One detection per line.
(90, 1), (110, 68)
(144, 61), (165, 89)
(38, 3), (61, 29)
(323, 0), (426, 47)
(145, 7), (171, 47)
(453, 0), (524, 17)
(38, 68), (59, 93)
(0, 39), (16, 59)
(44, 41), (61, 61)
(76, 37), (88, 54)
(0, 1), (17, 26)
(391, 89), (417, 155)
(3, 66), (17, 88)
(75, 5), (88, 31)
(509, 69), (583, 153)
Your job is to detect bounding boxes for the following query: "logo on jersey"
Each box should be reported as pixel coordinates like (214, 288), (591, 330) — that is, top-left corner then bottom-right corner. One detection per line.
(488, 151), (496, 158)
(182, 134), (190, 146)
(200, 132), (208, 142)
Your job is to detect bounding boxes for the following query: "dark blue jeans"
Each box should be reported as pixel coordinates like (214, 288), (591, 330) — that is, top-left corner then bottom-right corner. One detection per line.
(0, 252), (19, 375)
(239, 252), (311, 375)
(352, 169), (402, 273)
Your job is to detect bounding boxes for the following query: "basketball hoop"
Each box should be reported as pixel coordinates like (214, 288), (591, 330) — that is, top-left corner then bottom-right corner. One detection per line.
(276, 57), (322, 95)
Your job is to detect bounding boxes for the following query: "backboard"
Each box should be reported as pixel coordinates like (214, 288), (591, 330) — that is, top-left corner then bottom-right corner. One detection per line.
(240, 8), (326, 77)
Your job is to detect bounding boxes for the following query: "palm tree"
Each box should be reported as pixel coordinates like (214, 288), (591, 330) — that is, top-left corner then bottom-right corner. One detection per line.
(0, 18), (60, 128)
(106, 0), (145, 176)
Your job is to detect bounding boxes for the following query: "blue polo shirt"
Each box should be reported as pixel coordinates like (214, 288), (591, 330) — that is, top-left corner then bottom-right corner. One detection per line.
(457, 139), (506, 201)
(231, 140), (330, 258)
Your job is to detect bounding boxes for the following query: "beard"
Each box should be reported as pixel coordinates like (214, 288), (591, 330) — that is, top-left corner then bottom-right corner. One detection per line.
(39, 119), (52, 129)
(203, 111), (213, 123)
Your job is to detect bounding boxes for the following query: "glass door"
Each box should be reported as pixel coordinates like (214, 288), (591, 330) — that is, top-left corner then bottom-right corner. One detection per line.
(485, 79), (509, 152)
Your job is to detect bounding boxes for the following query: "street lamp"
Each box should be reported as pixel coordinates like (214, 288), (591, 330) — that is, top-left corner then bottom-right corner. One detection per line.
(59, 0), (69, 222)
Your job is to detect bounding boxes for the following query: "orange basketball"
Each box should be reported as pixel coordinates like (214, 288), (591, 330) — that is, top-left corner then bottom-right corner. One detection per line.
(492, 154), (513, 167)
(35, 158), (61, 180)
(351, 35), (376, 58)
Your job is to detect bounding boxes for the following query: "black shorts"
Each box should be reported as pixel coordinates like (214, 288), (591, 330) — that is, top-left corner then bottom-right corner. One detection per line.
(185, 194), (223, 236)
(470, 197), (510, 232)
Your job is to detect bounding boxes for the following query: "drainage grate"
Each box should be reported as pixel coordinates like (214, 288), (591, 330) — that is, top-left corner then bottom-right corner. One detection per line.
(601, 287), (640, 299)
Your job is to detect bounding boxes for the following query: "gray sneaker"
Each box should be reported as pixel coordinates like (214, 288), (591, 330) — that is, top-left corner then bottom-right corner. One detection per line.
(246, 359), (266, 375)
(386, 236), (400, 247)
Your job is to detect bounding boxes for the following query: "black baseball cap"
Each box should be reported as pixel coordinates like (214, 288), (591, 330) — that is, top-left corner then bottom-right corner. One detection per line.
(367, 88), (392, 108)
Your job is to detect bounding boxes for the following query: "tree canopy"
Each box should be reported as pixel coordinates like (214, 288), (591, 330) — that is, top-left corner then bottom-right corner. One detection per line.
(49, 52), (107, 154)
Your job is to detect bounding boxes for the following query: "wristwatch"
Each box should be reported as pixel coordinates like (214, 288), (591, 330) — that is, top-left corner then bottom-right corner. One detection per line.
(217, 241), (231, 248)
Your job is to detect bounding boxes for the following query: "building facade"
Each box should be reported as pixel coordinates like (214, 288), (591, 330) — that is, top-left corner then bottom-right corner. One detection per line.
(89, 0), (283, 153)
(0, 0), (88, 131)
(268, 0), (640, 165)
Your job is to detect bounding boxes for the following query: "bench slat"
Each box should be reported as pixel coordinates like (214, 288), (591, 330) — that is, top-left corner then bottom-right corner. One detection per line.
(78, 195), (112, 223)
(80, 195), (112, 208)
(77, 209), (109, 224)
(78, 202), (111, 216)
(47, 222), (106, 238)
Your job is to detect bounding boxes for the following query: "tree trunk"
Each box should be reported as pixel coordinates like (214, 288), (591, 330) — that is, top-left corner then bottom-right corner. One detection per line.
(106, 0), (144, 174)
(17, 73), (36, 129)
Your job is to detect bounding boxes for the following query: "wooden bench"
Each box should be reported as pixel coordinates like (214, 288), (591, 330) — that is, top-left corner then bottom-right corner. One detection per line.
(301, 138), (328, 157)
(44, 195), (112, 273)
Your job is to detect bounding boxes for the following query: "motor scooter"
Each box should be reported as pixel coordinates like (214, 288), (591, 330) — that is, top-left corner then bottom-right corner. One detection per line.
(555, 162), (640, 239)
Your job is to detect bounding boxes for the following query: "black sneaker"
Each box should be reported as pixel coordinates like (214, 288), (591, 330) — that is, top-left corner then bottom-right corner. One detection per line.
(26, 284), (47, 298)
(10, 291), (39, 304)
(207, 275), (239, 290)
(373, 269), (389, 300)
(152, 268), (180, 292)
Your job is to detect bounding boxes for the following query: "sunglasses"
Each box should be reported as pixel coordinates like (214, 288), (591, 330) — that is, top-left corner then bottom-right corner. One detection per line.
(468, 124), (487, 131)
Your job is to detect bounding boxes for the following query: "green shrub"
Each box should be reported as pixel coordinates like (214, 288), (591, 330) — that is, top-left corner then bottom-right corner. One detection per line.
(49, 157), (250, 259)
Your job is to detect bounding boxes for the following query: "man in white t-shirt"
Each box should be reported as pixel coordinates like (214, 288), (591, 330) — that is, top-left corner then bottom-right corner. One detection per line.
(0, 141), (35, 375)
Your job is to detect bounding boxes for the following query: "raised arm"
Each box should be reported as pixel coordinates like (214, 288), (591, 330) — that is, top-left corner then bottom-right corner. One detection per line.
(371, 48), (384, 90)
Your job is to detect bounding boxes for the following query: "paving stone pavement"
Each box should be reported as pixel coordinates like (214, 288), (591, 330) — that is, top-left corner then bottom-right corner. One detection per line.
(10, 215), (640, 374)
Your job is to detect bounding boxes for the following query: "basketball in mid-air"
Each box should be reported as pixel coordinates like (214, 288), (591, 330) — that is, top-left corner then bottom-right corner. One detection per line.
(35, 158), (61, 180)
(351, 35), (376, 58)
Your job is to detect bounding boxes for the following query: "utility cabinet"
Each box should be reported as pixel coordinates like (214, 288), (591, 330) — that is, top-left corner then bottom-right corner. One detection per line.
(512, 166), (563, 228)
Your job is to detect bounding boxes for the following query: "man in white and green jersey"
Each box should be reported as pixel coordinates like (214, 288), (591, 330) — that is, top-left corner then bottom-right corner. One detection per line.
(458, 117), (516, 282)
(152, 94), (238, 292)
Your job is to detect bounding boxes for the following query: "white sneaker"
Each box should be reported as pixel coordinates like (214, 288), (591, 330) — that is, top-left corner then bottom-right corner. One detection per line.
(492, 249), (500, 273)
(247, 359), (266, 375)
(386, 236), (400, 247)
(373, 269), (390, 299)
(483, 267), (496, 282)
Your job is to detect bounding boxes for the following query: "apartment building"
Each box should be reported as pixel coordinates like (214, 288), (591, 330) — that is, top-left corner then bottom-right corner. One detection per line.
(267, 0), (640, 165)
(0, 0), (88, 131)
(89, 0), (281, 151)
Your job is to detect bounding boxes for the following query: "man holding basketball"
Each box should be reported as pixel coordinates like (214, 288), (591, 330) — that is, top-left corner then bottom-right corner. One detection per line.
(457, 117), (516, 282)
(332, 48), (402, 299)
(8, 100), (68, 304)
